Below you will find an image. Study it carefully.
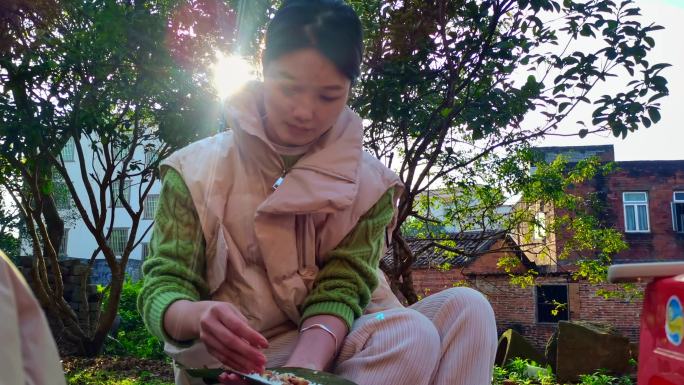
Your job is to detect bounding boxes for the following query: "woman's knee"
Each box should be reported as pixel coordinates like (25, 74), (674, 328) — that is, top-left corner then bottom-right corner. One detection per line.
(338, 309), (441, 383)
(437, 287), (495, 321)
(415, 287), (497, 344)
(375, 309), (441, 360)
(404, 309), (442, 345)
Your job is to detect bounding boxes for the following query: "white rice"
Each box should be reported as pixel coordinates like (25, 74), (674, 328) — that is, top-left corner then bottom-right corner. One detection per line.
(245, 371), (321, 385)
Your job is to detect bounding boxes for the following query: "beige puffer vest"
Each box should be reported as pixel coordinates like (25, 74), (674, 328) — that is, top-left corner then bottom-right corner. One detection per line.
(161, 84), (404, 338)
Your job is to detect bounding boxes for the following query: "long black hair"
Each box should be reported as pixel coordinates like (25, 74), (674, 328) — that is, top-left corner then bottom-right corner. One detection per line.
(263, 0), (363, 81)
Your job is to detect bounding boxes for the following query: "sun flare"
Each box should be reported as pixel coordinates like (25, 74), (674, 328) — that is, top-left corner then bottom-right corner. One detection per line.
(211, 52), (256, 100)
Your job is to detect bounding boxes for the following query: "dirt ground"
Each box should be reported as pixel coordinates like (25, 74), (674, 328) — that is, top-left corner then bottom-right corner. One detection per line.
(62, 356), (175, 382)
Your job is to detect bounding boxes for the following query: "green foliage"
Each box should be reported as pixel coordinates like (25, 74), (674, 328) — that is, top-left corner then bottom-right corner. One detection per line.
(493, 359), (635, 385)
(492, 358), (555, 385)
(578, 371), (633, 385)
(0, 0), (264, 355)
(407, 151), (630, 292)
(67, 370), (171, 385)
(347, 0), (668, 302)
(0, 191), (21, 264)
(0, 233), (21, 265)
(512, 155), (629, 289)
(1, 0), (668, 343)
(102, 278), (166, 360)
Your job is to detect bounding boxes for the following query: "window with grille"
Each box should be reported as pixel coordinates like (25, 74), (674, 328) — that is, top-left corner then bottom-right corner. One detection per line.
(61, 138), (75, 162)
(143, 194), (159, 219)
(536, 285), (569, 323)
(623, 192), (650, 233)
(111, 179), (131, 208)
(114, 147), (126, 162)
(58, 229), (69, 257)
(108, 228), (129, 256)
(114, 133), (133, 163)
(533, 212), (546, 240)
(145, 150), (158, 166)
(141, 242), (150, 260)
(52, 171), (71, 210)
(673, 192), (684, 233)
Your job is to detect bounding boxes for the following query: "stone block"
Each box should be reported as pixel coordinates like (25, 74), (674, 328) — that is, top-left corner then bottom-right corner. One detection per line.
(20, 257), (33, 268)
(87, 285), (99, 295)
(548, 321), (631, 383)
(72, 264), (89, 276)
(66, 275), (82, 284)
(496, 328), (547, 366)
(60, 259), (80, 268)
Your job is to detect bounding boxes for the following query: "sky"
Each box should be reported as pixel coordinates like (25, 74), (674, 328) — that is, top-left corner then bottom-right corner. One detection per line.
(537, 0), (684, 161)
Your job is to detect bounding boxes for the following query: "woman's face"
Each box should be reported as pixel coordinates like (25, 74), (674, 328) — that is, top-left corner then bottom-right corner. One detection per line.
(263, 48), (351, 147)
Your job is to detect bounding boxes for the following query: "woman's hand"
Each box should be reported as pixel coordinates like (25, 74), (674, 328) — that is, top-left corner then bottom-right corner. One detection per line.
(165, 300), (269, 374)
(217, 372), (251, 384)
(199, 301), (269, 373)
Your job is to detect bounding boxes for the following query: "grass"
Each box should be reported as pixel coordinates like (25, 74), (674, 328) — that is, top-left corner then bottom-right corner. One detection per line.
(492, 358), (635, 385)
(62, 356), (173, 385)
(66, 369), (173, 385)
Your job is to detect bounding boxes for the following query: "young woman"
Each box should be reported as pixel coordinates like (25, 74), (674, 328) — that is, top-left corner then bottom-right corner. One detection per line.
(138, 1), (497, 384)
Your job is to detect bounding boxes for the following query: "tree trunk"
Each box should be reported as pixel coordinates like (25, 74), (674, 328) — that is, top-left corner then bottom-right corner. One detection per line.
(399, 268), (419, 304)
(386, 229), (420, 304)
(85, 259), (124, 357)
(41, 192), (64, 262)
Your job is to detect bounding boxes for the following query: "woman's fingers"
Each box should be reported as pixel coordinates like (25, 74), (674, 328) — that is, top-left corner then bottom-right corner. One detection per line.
(218, 372), (250, 385)
(214, 306), (269, 349)
(197, 301), (269, 374)
(204, 344), (238, 369)
(206, 321), (266, 365)
(204, 331), (264, 373)
(201, 320), (266, 373)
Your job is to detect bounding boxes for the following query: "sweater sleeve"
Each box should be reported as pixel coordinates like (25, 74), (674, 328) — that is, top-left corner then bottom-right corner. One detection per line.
(300, 189), (395, 329)
(137, 167), (208, 343)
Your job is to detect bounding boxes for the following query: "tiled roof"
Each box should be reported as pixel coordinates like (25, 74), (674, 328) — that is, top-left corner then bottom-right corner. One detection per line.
(383, 230), (505, 269)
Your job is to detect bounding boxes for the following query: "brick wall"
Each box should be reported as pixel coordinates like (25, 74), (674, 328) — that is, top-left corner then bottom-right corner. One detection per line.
(411, 237), (525, 297)
(606, 161), (684, 261)
(553, 160), (684, 263)
(417, 272), (645, 352)
(462, 238), (528, 275)
(410, 150), (681, 354)
(412, 268), (467, 298)
(412, 261), (644, 352)
(577, 281), (643, 342)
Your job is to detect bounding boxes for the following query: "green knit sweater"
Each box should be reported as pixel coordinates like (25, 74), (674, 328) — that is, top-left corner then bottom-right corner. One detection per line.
(138, 162), (395, 343)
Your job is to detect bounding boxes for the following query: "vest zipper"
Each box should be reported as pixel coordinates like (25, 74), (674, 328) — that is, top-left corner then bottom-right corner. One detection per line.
(272, 162), (356, 191)
(272, 166), (291, 190)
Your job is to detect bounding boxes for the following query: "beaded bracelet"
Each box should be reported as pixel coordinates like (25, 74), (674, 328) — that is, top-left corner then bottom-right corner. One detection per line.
(299, 323), (338, 351)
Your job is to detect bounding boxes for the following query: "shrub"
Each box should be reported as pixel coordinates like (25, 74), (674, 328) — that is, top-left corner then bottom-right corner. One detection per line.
(67, 369), (171, 385)
(492, 361), (635, 385)
(492, 358), (555, 385)
(578, 371), (633, 385)
(102, 277), (166, 360)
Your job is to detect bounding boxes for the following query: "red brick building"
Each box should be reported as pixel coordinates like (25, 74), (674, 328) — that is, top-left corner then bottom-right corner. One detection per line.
(401, 236), (645, 351)
(397, 231), (527, 298)
(404, 145), (684, 352)
(533, 145), (684, 264)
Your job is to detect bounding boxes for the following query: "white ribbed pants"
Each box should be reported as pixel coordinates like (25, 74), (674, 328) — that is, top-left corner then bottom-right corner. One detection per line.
(266, 287), (498, 385)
